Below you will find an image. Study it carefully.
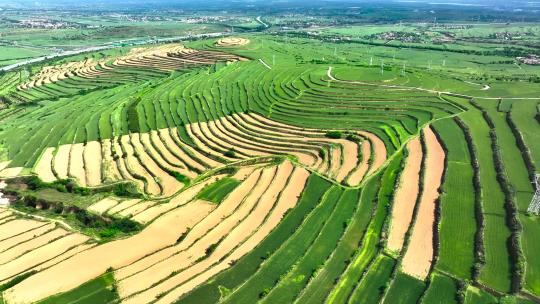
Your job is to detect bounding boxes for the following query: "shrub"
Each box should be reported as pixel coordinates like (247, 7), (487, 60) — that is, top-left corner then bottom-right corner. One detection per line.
(55, 184), (67, 192)
(111, 218), (141, 233)
(224, 149), (236, 158)
(113, 183), (140, 197)
(53, 202), (64, 214)
(99, 228), (118, 238)
(345, 134), (361, 142)
(167, 170), (190, 183)
(26, 176), (45, 190)
(23, 195), (37, 207)
(206, 242), (219, 256)
(0, 271), (37, 291)
(325, 131), (343, 139)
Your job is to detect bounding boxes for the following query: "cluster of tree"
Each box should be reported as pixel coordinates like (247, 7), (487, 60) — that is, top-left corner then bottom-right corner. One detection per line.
(17, 175), (141, 199)
(470, 100), (523, 292)
(287, 32), (540, 59)
(454, 117), (485, 280)
(16, 194), (141, 239)
(528, 76), (540, 83)
(26, 176), (91, 195)
(324, 130), (362, 143)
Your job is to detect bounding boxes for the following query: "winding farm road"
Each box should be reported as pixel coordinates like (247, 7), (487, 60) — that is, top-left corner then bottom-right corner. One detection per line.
(326, 66), (540, 101)
(259, 59), (272, 70)
(256, 16), (269, 28)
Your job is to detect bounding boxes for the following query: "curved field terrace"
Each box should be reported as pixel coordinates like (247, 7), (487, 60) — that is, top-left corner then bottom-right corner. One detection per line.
(0, 6), (539, 304)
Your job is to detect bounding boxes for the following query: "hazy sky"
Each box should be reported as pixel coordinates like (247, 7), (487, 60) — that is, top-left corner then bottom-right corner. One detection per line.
(0, 0), (537, 10)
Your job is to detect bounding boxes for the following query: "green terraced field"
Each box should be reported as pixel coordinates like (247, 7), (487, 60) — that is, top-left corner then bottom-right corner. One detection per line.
(0, 3), (539, 304)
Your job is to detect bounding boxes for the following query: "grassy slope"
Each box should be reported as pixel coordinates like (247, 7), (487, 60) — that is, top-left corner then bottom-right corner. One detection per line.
(421, 272), (458, 304)
(455, 98), (512, 292)
(382, 272), (425, 304)
(478, 99), (540, 296)
(432, 118), (476, 280)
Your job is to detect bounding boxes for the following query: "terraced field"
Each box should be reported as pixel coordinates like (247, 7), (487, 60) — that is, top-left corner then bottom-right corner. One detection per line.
(0, 33), (538, 304)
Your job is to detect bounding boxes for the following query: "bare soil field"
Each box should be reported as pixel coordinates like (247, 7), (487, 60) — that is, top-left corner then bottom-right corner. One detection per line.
(401, 127), (445, 279)
(3, 200), (215, 303)
(387, 137), (423, 252)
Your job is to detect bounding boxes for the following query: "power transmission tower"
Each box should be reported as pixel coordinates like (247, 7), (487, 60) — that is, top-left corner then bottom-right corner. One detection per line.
(528, 174), (540, 215)
(380, 60), (384, 75)
(401, 62), (406, 76)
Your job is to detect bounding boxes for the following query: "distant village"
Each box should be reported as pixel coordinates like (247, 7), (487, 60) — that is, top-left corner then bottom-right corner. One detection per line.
(517, 54), (540, 65)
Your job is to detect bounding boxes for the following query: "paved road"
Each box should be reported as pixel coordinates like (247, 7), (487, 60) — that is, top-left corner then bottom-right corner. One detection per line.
(256, 16), (269, 28)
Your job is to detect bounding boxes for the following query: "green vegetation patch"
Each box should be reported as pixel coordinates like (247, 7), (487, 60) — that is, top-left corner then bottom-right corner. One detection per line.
(349, 255), (396, 304)
(422, 272), (459, 304)
(464, 285), (498, 304)
(38, 271), (118, 304)
(0, 271), (37, 292)
(432, 119), (476, 280)
(383, 272), (425, 304)
(196, 177), (241, 204)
